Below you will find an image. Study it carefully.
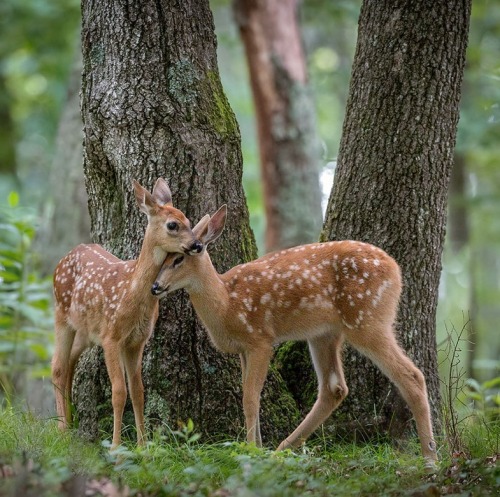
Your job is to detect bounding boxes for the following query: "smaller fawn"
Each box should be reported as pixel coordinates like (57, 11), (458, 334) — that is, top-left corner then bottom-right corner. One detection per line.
(151, 205), (438, 466)
(52, 178), (202, 448)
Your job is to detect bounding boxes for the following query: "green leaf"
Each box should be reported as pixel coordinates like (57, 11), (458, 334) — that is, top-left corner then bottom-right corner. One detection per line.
(7, 191), (19, 208)
(482, 377), (500, 390)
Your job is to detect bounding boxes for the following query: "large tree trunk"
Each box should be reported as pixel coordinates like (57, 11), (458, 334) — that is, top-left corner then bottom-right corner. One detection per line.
(321, 0), (471, 441)
(234, 0), (322, 252)
(74, 0), (298, 444)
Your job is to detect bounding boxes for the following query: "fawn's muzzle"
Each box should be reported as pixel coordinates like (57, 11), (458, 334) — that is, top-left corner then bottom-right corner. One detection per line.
(151, 282), (166, 296)
(185, 240), (203, 254)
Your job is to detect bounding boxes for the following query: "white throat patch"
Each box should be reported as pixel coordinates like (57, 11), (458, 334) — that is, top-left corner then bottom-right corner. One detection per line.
(153, 246), (166, 266)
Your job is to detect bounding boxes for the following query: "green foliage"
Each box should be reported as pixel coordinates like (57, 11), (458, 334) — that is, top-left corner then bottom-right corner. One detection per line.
(0, 0), (80, 196)
(465, 375), (500, 421)
(0, 193), (53, 398)
(0, 406), (498, 497)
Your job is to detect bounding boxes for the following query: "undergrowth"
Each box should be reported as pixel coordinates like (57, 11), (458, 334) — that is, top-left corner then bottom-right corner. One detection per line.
(0, 406), (498, 497)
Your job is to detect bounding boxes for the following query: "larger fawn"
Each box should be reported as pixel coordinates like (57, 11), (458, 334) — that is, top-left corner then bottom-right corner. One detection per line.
(52, 178), (202, 448)
(151, 205), (438, 465)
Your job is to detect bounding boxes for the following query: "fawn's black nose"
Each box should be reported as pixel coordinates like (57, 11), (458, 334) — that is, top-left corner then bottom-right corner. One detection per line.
(151, 282), (161, 296)
(190, 240), (203, 254)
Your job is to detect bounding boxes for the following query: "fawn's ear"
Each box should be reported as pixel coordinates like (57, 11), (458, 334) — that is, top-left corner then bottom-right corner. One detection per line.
(193, 214), (211, 241)
(133, 180), (159, 216)
(152, 178), (173, 206)
(204, 205), (227, 245)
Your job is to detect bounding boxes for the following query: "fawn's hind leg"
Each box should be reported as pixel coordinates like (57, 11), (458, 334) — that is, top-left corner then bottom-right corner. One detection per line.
(52, 311), (77, 429)
(277, 333), (348, 451)
(348, 327), (437, 464)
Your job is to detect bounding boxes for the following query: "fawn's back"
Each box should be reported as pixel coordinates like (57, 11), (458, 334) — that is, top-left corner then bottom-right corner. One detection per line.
(220, 240), (402, 344)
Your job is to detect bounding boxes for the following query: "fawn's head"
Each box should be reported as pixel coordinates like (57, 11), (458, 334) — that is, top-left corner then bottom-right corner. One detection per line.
(133, 178), (203, 256)
(151, 204), (227, 297)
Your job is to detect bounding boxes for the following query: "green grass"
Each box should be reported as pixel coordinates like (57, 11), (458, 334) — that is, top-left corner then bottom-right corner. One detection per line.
(0, 407), (498, 497)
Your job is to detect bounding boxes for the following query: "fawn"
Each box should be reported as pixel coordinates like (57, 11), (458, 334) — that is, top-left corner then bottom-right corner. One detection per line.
(51, 178), (202, 448)
(151, 205), (438, 465)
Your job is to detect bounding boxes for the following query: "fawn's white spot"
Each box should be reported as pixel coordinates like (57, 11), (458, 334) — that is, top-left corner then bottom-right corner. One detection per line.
(243, 297), (253, 312)
(260, 293), (272, 305)
(329, 372), (339, 392)
(264, 309), (272, 323)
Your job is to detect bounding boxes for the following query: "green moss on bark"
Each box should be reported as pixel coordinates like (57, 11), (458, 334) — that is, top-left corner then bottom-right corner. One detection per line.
(202, 71), (239, 137)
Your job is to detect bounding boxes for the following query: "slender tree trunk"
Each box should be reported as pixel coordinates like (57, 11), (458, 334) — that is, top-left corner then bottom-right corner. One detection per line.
(321, 0), (471, 441)
(234, 0), (322, 252)
(74, 0), (298, 444)
(41, 43), (91, 275)
(0, 73), (19, 188)
(448, 153), (477, 377)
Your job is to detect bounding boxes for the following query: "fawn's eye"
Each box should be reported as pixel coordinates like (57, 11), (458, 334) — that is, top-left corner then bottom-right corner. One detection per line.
(173, 255), (184, 267)
(167, 221), (179, 231)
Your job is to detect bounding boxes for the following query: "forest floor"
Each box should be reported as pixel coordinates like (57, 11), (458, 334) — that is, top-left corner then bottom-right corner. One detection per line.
(0, 408), (498, 497)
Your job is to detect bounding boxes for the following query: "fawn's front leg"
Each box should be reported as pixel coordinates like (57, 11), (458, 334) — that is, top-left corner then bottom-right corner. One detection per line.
(123, 344), (147, 446)
(103, 340), (127, 449)
(240, 346), (272, 447)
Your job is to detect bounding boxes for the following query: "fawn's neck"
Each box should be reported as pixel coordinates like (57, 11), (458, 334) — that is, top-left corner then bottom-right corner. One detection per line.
(128, 227), (166, 298)
(187, 253), (230, 337)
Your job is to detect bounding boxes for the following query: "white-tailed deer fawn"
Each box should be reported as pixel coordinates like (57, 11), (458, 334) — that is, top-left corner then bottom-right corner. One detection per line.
(52, 178), (202, 448)
(151, 205), (438, 465)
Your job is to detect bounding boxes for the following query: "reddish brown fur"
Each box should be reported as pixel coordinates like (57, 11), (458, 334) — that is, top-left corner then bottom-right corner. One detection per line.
(153, 206), (437, 466)
(51, 179), (199, 448)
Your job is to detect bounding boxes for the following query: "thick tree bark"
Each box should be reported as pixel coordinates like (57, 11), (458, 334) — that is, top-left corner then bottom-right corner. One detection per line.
(321, 0), (471, 441)
(234, 0), (322, 252)
(74, 0), (298, 444)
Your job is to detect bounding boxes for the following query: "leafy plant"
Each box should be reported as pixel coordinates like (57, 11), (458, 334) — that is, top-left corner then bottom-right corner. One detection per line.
(0, 191), (53, 399)
(465, 375), (500, 421)
(439, 319), (500, 459)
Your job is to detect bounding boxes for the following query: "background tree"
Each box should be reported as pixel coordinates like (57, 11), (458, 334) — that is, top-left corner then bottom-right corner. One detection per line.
(73, 0), (298, 443)
(321, 0), (471, 441)
(233, 0), (322, 252)
(41, 45), (91, 275)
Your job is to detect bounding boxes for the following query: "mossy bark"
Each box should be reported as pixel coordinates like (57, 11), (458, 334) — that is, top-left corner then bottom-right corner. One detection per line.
(321, 0), (471, 441)
(75, 0), (298, 444)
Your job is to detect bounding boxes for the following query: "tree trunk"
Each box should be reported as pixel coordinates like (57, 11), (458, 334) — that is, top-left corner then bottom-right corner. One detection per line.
(321, 0), (471, 441)
(234, 0), (322, 252)
(74, 0), (298, 444)
(41, 43), (91, 275)
(0, 73), (19, 188)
